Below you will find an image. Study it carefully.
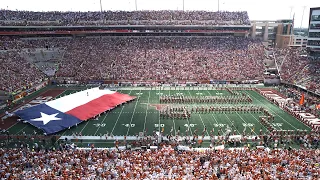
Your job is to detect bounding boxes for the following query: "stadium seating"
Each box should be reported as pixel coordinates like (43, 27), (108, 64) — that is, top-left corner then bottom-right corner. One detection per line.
(0, 36), (265, 92)
(273, 48), (320, 94)
(0, 146), (319, 179)
(0, 9), (320, 180)
(0, 10), (250, 26)
(2, 36), (319, 95)
(0, 51), (44, 92)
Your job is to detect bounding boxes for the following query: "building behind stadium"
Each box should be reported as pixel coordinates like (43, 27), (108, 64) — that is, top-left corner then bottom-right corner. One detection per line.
(307, 7), (320, 57)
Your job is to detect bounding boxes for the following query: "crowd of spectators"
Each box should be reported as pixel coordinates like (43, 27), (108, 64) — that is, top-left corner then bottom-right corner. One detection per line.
(0, 51), (44, 92)
(0, 10), (250, 26)
(273, 48), (320, 94)
(0, 36), (265, 92)
(2, 35), (319, 96)
(278, 85), (320, 117)
(57, 37), (265, 81)
(0, 145), (319, 179)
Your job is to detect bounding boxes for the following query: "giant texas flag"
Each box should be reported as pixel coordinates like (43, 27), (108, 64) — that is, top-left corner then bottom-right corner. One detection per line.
(14, 88), (136, 134)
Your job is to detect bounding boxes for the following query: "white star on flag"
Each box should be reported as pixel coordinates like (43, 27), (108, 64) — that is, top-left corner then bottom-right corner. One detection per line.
(31, 112), (62, 125)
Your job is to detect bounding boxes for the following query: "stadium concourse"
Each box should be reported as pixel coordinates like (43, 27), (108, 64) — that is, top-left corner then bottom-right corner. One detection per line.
(0, 9), (319, 180)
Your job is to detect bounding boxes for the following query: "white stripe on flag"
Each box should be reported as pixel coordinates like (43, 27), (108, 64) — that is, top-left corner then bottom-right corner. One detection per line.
(46, 88), (115, 113)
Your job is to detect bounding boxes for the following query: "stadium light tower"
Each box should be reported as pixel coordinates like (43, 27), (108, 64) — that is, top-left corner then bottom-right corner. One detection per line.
(300, 6), (306, 29)
(135, 0), (138, 11)
(289, 6), (294, 19)
(183, 0), (185, 11)
(100, 0), (103, 12)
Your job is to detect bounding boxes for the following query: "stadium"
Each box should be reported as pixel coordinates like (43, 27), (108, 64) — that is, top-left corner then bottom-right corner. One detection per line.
(0, 2), (320, 179)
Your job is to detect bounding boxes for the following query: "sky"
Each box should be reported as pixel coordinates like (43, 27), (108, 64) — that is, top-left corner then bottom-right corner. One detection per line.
(1, 0), (319, 28)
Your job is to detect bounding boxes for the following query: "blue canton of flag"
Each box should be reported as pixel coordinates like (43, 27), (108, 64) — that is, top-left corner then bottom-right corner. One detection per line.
(15, 104), (82, 134)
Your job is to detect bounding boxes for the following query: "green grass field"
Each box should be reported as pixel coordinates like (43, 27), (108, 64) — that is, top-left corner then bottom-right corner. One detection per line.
(7, 87), (311, 140)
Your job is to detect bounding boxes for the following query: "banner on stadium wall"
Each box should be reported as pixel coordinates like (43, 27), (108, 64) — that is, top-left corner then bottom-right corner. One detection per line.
(118, 81), (133, 86)
(25, 88), (35, 93)
(186, 81), (197, 84)
(88, 80), (104, 85)
(104, 80), (117, 84)
(186, 81), (198, 86)
(14, 91), (27, 101)
(35, 81), (48, 91)
(212, 81), (227, 84)
(200, 80), (210, 84)
(242, 80), (259, 84)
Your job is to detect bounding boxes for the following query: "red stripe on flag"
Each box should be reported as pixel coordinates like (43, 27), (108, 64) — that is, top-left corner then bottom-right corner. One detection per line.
(66, 92), (136, 120)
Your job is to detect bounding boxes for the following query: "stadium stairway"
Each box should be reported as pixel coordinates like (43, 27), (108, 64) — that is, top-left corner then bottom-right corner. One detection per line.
(20, 48), (65, 76)
(0, 90), (9, 101)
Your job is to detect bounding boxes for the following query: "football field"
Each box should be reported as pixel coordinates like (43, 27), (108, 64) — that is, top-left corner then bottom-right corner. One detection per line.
(7, 87), (311, 140)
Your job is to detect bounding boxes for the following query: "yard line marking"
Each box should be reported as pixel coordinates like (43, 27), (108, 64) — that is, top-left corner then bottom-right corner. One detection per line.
(187, 89), (209, 136)
(247, 112), (273, 133)
(210, 89), (242, 135)
(232, 90), (281, 132)
(196, 89), (215, 136)
(169, 88), (176, 136)
(16, 125), (29, 134)
(206, 90), (226, 135)
(177, 89), (192, 136)
(234, 111), (258, 136)
(126, 89), (141, 136)
(228, 90), (258, 135)
(246, 90), (298, 130)
(79, 120), (91, 135)
(158, 88), (161, 134)
(223, 113), (241, 135)
(142, 90), (151, 134)
(93, 90), (123, 136)
(111, 90), (132, 135)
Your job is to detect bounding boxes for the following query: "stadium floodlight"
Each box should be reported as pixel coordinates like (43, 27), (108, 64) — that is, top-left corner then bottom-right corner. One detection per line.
(135, 0), (138, 11)
(183, 0), (185, 11)
(100, 0), (103, 12)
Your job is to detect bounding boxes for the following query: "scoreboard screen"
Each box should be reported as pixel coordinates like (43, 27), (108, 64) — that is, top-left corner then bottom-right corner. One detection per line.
(311, 9), (320, 21)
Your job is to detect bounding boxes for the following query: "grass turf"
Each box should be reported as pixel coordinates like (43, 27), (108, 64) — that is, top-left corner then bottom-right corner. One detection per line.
(7, 88), (311, 139)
